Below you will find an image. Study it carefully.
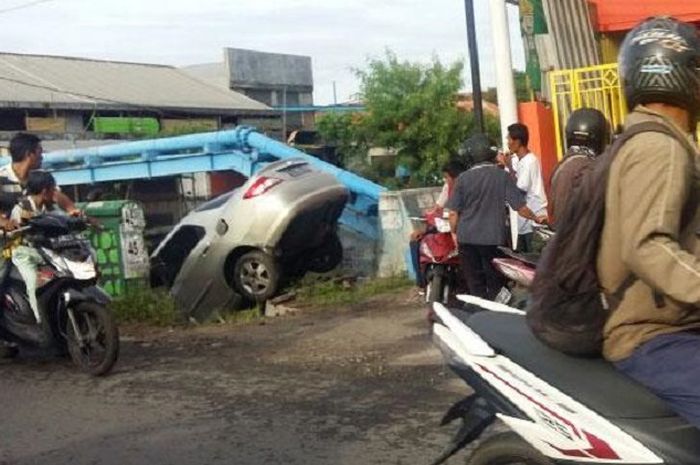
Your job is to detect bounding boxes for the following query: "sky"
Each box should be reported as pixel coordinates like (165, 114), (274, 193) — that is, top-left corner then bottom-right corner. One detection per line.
(0, 0), (526, 105)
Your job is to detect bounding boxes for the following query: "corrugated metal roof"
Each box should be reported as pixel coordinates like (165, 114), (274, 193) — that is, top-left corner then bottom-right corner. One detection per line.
(541, 0), (600, 70)
(0, 52), (271, 114)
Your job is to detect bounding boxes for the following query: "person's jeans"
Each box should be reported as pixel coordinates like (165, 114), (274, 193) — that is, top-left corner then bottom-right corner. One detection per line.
(409, 239), (424, 287)
(459, 244), (505, 300)
(615, 332), (700, 429)
(12, 245), (43, 323)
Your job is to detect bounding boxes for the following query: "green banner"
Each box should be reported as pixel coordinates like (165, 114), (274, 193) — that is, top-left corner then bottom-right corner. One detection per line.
(519, 0), (548, 92)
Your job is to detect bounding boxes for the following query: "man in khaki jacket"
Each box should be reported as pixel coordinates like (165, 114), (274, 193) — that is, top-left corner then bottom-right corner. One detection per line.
(598, 17), (700, 428)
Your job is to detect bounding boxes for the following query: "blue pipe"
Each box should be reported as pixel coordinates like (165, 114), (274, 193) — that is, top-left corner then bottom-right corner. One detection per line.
(243, 131), (384, 200)
(45, 127), (386, 200)
(46, 130), (246, 164)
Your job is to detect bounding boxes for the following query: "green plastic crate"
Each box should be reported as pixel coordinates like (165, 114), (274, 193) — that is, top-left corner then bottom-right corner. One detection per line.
(93, 117), (160, 136)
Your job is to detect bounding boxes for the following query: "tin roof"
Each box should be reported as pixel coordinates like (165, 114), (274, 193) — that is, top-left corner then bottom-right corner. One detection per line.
(0, 52), (271, 114)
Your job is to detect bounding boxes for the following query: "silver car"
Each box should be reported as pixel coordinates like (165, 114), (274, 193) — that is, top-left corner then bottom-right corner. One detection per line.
(151, 158), (349, 320)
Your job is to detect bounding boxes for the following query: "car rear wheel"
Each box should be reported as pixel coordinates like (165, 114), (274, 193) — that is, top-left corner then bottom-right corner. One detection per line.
(233, 251), (280, 302)
(307, 233), (343, 274)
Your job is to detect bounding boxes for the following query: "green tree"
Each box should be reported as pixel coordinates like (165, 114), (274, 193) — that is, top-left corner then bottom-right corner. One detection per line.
(315, 111), (369, 172)
(317, 51), (500, 187)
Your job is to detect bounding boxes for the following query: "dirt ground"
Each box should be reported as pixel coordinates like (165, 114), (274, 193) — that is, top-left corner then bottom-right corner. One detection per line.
(0, 290), (472, 465)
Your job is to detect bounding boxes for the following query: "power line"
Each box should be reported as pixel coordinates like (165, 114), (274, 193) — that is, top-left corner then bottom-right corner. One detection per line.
(0, 0), (56, 15)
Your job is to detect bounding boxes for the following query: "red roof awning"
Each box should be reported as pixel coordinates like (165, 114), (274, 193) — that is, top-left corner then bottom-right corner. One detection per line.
(589, 0), (700, 32)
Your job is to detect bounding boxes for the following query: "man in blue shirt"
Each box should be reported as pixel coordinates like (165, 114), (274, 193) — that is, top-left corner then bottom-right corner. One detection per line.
(447, 134), (546, 300)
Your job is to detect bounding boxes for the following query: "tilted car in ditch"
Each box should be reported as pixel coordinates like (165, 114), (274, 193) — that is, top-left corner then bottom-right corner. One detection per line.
(151, 158), (349, 320)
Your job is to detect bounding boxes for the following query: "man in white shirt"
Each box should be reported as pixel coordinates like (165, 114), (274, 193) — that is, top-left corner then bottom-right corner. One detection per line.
(507, 123), (548, 252)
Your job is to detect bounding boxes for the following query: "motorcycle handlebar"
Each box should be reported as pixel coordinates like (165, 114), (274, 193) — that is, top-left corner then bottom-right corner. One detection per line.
(3, 225), (31, 239)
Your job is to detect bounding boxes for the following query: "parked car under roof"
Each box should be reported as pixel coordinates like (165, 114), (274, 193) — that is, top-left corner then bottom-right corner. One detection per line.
(151, 158), (349, 321)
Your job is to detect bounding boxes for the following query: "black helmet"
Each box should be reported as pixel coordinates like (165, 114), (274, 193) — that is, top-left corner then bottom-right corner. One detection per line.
(461, 133), (498, 164)
(456, 142), (474, 168)
(565, 108), (610, 154)
(619, 16), (700, 116)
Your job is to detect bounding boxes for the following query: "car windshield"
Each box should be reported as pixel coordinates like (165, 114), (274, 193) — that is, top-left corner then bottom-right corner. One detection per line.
(194, 189), (238, 212)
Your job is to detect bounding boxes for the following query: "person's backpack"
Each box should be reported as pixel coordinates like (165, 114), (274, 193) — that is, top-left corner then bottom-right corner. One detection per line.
(527, 121), (695, 357)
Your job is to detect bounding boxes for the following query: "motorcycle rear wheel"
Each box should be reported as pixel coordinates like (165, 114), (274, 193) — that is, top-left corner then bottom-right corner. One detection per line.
(66, 302), (119, 376)
(467, 433), (553, 465)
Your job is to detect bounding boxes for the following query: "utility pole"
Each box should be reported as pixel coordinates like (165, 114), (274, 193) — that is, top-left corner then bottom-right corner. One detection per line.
(464, 0), (484, 133)
(489, 0), (518, 147)
(282, 86), (288, 141)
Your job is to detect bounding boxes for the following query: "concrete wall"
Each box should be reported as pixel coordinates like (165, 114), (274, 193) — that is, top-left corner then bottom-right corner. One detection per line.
(338, 225), (377, 277)
(225, 48), (313, 92)
(376, 187), (442, 278)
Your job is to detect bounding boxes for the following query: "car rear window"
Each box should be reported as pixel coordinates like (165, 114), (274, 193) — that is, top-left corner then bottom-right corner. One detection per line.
(276, 162), (313, 178)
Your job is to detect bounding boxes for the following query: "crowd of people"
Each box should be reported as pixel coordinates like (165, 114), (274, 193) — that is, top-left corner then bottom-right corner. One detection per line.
(420, 15), (700, 431)
(411, 120), (555, 301)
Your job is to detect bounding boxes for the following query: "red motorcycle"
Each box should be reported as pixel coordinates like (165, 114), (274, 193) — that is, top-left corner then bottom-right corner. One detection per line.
(414, 210), (461, 304)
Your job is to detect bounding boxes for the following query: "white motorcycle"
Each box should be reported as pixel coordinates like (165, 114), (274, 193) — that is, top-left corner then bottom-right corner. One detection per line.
(430, 296), (700, 464)
(0, 213), (119, 376)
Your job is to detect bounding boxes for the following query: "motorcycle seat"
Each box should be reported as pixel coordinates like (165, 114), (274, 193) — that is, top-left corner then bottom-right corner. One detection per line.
(464, 310), (676, 420)
(497, 247), (539, 267)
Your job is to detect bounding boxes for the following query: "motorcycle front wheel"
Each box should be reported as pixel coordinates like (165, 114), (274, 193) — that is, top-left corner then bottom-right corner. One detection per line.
(426, 270), (444, 304)
(467, 433), (554, 465)
(66, 302), (119, 376)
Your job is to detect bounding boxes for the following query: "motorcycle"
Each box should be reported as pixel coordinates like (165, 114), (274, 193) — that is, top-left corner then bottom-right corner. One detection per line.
(413, 209), (460, 304)
(0, 213), (119, 376)
(492, 226), (554, 307)
(430, 295), (700, 465)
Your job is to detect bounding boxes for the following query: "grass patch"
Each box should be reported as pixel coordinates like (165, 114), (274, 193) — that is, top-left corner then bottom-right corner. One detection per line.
(110, 287), (178, 326)
(109, 275), (413, 326)
(295, 275), (413, 307)
(217, 306), (264, 325)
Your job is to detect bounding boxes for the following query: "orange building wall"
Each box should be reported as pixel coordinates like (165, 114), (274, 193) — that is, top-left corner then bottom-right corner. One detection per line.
(517, 102), (558, 204)
(589, 0), (700, 32)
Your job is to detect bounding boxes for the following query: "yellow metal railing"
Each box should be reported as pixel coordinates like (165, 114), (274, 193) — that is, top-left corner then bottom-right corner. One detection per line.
(550, 63), (699, 159)
(549, 63), (627, 159)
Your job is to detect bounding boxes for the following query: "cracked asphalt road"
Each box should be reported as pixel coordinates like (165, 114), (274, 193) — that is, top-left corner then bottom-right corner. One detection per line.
(0, 291), (470, 465)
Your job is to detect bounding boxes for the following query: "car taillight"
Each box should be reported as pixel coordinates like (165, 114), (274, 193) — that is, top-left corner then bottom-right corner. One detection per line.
(243, 176), (283, 199)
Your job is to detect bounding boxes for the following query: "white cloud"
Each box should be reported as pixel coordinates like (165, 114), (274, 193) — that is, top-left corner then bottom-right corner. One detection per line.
(0, 0), (525, 104)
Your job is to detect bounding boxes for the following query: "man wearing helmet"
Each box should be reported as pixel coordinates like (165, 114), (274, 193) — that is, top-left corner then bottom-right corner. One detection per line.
(598, 17), (700, 428)
(446, 134), (546, 300)
(550, 108), (610, 229)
